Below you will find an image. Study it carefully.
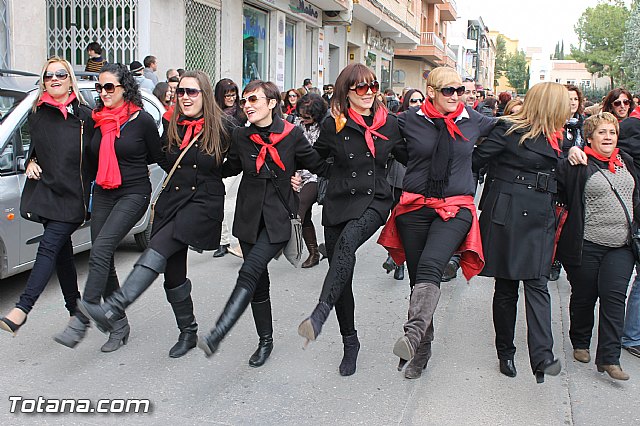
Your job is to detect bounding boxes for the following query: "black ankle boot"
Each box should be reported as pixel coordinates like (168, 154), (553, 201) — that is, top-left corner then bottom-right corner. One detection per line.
(298, 301), (332, 343)
(198, 286), (253, 357)
(339, 332), (360, 376)
(166, 279), (198, 358)
(53, 313), (90, 348)
(249, 299), (274, 367)
(534, 358), (561, 383)
(499, 359), (517, 378)
(79, 249), (166, 331)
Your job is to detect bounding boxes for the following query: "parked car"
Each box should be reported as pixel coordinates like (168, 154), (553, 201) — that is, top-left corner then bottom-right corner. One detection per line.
(0, 70), (165, 279)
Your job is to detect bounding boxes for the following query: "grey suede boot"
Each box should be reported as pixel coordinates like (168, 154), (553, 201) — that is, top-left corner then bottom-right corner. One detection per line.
(404, 322), (434, 379)
(53, 313), (90, 348)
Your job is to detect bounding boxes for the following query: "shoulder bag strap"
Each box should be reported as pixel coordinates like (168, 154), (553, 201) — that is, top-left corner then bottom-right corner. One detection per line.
(253, 143), (296, 219)
(160, 131), (203, 191)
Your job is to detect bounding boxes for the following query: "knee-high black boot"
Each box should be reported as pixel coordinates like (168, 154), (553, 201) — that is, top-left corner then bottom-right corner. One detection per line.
(166, 279), (198, 358)
(79, 249), (166, 332)
(248, 299), (273, 367)
(197, 286), (253, 357)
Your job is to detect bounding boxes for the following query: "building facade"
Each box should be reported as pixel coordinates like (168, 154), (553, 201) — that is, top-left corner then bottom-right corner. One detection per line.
(488, 30), (518, 94)
(448, 14), (495, 91)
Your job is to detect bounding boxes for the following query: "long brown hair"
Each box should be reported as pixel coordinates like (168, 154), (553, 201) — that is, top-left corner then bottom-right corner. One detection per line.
(167, 71), (228, 164)
(332, 63), (385, 118)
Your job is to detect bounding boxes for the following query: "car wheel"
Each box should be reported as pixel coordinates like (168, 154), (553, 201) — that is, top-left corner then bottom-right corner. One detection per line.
(134, 216), (153, 251)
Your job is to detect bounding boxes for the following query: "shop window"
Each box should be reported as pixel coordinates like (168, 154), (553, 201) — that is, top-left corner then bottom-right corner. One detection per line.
(243, 6), (269, 87)
(366, 52), (376, 73)
(284, 21), (295, 90)
(380, 58), (391, 91)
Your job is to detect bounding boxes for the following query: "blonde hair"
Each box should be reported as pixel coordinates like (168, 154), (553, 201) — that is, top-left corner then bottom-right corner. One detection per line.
(503, 82), (571, 144)
(32, 57), (86, 112)
(583, 112), (619, 141)
(426, 67), (462, 92)
(503, 98), (524, 116)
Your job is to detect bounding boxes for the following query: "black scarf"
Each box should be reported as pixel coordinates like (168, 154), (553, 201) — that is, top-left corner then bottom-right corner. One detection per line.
(425, 117), (453, 199)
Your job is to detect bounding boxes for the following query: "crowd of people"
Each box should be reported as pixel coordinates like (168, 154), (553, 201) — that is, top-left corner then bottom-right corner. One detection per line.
(2, 42), (640, 385)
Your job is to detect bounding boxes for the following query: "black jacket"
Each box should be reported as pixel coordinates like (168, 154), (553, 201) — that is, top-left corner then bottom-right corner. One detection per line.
(473, 120), (562, 280)
(556, 152), (640, 266)
(222, 116), (329, 244)
(151, 119), (231, 250)
(313, 112), (404, 226)
(21, 100), (95, 223)
(619, 116), (640, 170)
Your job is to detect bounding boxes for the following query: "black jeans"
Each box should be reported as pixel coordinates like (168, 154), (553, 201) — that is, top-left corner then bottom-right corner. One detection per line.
(396, 206), (472, 286)
(493, 277), (554, 372)
(320, 208), (385, 336)
(82, 190), (149, 304)
(564, 240), (634, 365)
(148, 220), (189, 290)
(16, 219), (81, 314)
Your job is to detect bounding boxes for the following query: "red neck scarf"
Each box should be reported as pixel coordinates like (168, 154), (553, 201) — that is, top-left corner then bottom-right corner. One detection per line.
(92, 102), (142, 189)
(630, 108), (640, 120)
(176, 117), (204, 149)
(546, 130), (563, 156)
(37, 92), (77, 119)
(249, 120), (295, 173)
(347, 107), (389, 157)
(285, 105), (296, 115)
(162, 106), (175, 122)
(420, 100), (469, 141)
(584, 145), (623, 173)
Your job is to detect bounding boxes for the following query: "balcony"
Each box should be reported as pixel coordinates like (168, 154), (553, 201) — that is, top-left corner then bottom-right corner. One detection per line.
(423, 0), (445, 3)
(443, 46), (457, 68)
(394, 32), (445, 64)
(439, 0), (457, 21)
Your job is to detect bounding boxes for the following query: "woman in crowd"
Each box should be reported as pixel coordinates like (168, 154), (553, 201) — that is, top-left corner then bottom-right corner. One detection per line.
(55, 63), (167, 351)
(0, 58), (94, 336)
(557, 112), (637, 381)
(79, 71), (230, 359)
(197, 80), (329, 368)
(382, 88), (425, 281)
(472, 82), (568, 383)
(503, 99), (523, 116)
(602, 88), (634, 122)
(496, 92), (512, 117)
(379, 67), (494, 379)
(283, 88), (300, 116)
(293, 93), (329, 268)
(153, 82), (172, 111)
(297, 63), (404, 376)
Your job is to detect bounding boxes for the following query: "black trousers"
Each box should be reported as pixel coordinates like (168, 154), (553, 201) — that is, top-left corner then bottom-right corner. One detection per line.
(493, 277), (554, 372)
(396, 206), (472, 286)
(320, 208), (384, 336)
(148, 220), (189, 290)
(564, 240), (634, 365)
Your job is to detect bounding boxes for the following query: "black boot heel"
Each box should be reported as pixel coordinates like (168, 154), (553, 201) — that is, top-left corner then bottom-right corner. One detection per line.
(534, 358), (561, 384)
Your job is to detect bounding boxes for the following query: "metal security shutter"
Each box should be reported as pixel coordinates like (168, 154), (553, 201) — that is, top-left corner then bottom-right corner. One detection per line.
(185, 0), (220, 81)
(0, 0), (9, 68)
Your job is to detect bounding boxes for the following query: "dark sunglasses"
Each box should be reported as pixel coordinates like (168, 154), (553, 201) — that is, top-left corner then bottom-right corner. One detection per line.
(176, 87), (203, 98)
(239, 94), (267, 108)
(224, 93), (237, 99)
(349, 81), (380, 96)
(95, 82), (122, 94)
(409, 98), (425, 104)
(437, 86), (466, 97)
(43, 70), (69, 82)
(613, 99), (631, 107)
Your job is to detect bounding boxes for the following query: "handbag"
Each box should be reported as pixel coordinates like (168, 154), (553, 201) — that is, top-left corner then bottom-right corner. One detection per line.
(316, 176), (328, 205)
(595, 165), (640, 261)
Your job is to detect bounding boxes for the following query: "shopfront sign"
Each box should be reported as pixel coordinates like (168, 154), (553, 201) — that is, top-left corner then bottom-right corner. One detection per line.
(366, 27), (395, 56)
(256, 0), (323, 27)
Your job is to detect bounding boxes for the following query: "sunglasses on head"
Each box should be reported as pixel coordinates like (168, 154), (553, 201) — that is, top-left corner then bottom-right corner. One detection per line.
(613, 99), (631, 107)
(239, 94), (267, 108)
(437, 86), (466, 97)
(349, 80), (380, 96)
(43, 69), (69, 82)
(176, 87), (203, 98)
(409, 97), (425, 104)
(95, 82), (122, 94)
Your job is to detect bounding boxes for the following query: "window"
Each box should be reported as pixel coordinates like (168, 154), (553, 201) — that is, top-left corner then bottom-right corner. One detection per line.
(243, 6), (269, 87)
(380, 58), (391, 91)
(366, 52), (377, 72)
(0, 0), (9, 69)
(185, 0), (221, 82)
(284, 21), (295, 90)
(581, 80), (591, 88)
(540, 74), (545, 81)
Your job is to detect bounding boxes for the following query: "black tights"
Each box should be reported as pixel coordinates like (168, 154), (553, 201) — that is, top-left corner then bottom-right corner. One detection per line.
(148, 221), (188, 290)
(320, 209), (385, 336)
(298, 182), (318, 228)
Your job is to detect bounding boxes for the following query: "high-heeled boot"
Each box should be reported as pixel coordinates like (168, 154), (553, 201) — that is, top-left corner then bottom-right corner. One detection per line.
(100, 316), (130, 352)
(404, 322), (434, 379)
(79, 248), (166, 332)
(166, 279), (198, 358)
(339, 332), (361, 376)
(53, 312), (90, 348)
(301, 226), (320, 268)
(198, 286), (253, 357)
(297, 301), (332, 343)
(248, 299), (273, 367)
(393, 282), (441, 362)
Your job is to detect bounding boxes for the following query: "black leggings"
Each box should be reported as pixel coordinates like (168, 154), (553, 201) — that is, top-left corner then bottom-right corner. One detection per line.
(148, 220), (189, 290)
(396, 206), (472, 286)
(298, 182), (318, 227)
(320, 209), (385, 336)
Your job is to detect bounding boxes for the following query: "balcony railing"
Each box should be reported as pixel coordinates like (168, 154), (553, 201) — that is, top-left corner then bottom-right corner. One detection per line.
(446, 46), (457, 62)
(447, 0), (457, 11)
(420, 32), (445, 51)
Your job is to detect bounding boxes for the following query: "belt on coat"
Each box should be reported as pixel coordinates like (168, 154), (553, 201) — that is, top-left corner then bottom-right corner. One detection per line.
(493, 169), (557, 194)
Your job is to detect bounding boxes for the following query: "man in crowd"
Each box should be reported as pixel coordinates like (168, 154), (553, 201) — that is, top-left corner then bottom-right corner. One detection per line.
(130, 61), (155, 92)
(461, 78), (477, 108)
(166, 68), (180, 81)
(322, 84), (334, 104)
(85, 42), (107, 73)
(143, 55), (159, 85)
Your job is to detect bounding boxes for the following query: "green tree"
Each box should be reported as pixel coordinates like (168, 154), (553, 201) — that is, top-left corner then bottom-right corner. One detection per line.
(494, 34), (507, 88)
(571, 0), (630, 87)
(505, 50), (529, 94)
(622, 4), (640, 91)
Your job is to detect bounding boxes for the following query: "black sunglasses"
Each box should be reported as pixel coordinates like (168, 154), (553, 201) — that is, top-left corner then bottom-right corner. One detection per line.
(613, 99), (631, 107)
(349, 81), (380, 96)
(437, 86), (466, 97)
(409, 98), (425, 104)
(95, 82), (122, 94)
(43, 70), (69, 82)
(176, 87), (203, 98)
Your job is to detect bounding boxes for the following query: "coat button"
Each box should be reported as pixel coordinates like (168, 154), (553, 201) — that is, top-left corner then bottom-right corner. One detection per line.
(366, 152), (371, 157)
(348, 153), (354, 159)
(345, 136), (350, 141)
(175, 186), (180, 191)
(191, 186), (196, 191)
(367, 170), (373, 176)
(350, 189), (356, 195)
(522, 210), (528, 216)
(373, 135), (377, 140)
(193, 164), (197, 169)
(367, 189), (373, 195)
(195, 143), (198, 147)
(177, 165), (182, 169)
(551, 168), (555, 172)
(527, 185), (532, 189)
(352, 171), (357, 178)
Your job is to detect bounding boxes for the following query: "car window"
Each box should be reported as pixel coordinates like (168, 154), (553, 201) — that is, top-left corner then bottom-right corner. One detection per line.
(0, 117), (29, 175)
(79, 89), (97, 109)
(142, 96), (162, 128)
(0, 90), (27, 123)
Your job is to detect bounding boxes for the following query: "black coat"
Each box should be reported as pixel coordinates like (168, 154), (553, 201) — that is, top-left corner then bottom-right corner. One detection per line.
(313, 112), (404, 226)
(21, 100), (95, 224)
(473, 120), (562, 280)
(619, 116), (640, 170)
(222, 116), (329, 244)
(556, 152), (640, 266)
(151, 121), (230, 250)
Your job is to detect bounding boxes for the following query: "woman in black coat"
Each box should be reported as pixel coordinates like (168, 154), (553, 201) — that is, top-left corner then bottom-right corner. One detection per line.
(197, 80), (330, 367)
(557, 112), (638, 380)
(78, 71), (230, 358)
(0, 58), (94, 336)
(297, 63), (404, 376)
(472, 82), (570, 383)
